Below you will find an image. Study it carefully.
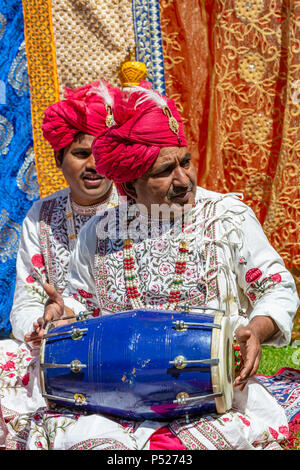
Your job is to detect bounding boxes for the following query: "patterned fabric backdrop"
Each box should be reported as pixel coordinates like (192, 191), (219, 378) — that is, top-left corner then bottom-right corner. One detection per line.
(0, 0), (39, 337)
(0, 0), (298, 337)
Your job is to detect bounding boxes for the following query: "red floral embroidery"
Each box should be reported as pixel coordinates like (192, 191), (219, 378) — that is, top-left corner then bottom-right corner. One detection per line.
(246, 271), (282, 304)
(245, 268), (262, 283)
(238, 415), (250, 426)
(0, 360), (15, 371)
(92, 308), (100, 317)
(31, 254), (45, 268)
(26, 275), (35, 284)
(271, 273), (282, 283)
(248, 293), (256, 302)
(21, 373), (30, 386)
(278, 426), (289, 437)
(6, 352), (17, 358)
(77, 289), (93, 299)
(269, 427), (279, 439)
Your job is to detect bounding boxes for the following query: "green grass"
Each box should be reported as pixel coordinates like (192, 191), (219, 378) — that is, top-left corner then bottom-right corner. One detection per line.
(257, 344), (299, 376)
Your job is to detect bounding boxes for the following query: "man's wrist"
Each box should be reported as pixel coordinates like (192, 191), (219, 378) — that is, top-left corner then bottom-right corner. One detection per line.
(248, 315), (279, 344)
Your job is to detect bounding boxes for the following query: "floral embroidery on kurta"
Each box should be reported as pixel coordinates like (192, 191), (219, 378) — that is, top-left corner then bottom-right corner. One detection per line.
(93, 199), (220, 313)
(245, 268), (283, 303)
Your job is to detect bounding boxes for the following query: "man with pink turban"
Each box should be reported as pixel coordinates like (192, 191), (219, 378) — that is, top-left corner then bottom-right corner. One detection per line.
(0, 81), (119, 448)
(2, 85), (298, 451)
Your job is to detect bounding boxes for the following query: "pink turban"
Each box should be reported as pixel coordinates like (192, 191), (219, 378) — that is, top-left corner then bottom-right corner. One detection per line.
(92, 85), (187, 188)
(42, 81), (121, 150)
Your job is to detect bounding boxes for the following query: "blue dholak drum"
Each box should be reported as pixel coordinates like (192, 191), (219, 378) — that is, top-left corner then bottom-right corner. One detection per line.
(40, 309), (234, 420)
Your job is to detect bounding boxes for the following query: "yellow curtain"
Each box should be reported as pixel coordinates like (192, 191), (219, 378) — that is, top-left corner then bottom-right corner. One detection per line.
(22, 0), (135, 198)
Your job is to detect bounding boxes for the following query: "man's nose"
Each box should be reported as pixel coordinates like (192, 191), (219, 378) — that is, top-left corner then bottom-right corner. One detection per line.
(85, 153), (97, 170)
(173, 166), (190, 187)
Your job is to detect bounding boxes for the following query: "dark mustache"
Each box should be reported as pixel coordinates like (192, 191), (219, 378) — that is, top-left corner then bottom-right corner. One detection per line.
(81, 170), (104, 179)
(167, 182), (194, 199)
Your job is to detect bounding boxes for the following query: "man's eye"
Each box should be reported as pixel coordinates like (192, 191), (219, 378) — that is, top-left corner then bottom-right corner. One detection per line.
(74, 152), (89, 158)
(156, 167), (173, 176)
(181, 158), (191, 167)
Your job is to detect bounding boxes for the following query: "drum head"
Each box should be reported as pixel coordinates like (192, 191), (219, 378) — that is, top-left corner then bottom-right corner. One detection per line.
(210, 313), (234, 414)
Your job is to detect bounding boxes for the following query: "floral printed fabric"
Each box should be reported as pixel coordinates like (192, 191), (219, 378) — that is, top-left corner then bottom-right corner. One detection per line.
(0, 345), (290, 451)
(170, 378), (289, 450)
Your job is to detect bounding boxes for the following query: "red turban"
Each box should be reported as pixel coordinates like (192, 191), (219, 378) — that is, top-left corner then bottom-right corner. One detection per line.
(92, 85), (187, 189)
(42, 81), (121, 151)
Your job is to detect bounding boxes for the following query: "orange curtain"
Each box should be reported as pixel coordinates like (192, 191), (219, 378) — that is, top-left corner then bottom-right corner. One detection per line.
(160, 0), (300, 338)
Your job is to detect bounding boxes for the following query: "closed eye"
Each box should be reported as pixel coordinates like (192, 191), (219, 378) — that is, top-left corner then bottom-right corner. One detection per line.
(180, 153), (191, 167)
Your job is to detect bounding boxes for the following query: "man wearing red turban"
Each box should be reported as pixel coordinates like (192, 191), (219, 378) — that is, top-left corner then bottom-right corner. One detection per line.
(3, 85), (298, 451)
(92, 86), (192, 200)
(14, 80), (120, 344)
(41, 80), (121, 207)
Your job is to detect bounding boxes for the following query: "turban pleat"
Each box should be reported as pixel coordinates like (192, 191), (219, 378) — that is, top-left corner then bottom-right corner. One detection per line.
(42, 81), (121, 151)
(93, 86), (187, 185)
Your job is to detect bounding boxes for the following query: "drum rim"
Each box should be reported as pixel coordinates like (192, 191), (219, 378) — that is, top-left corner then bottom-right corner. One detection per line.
(210, 313), (234, 414)
(39, 322), (52, 407)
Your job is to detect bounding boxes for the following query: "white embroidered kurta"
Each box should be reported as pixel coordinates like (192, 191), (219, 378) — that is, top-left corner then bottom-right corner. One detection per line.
(0, 187), (298, 450)
(64, 187), (297, 346)
(60, 187), (297, 450)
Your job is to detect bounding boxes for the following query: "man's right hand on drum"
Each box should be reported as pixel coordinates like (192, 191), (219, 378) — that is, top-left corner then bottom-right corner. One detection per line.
(24, 282), (73, 346)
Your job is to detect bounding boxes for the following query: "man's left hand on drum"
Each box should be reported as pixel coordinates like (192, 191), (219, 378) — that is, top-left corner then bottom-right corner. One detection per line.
(25, 282), (74, 346)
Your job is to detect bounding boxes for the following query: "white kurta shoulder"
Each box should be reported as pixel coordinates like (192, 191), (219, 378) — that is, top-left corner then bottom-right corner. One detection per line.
(196, 188), (299, 345)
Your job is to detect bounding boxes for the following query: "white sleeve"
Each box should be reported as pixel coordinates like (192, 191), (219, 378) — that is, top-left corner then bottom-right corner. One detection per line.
(10, 203), (48, 341)
(63, 217), (100, 318)
(229, 202), (299, 347)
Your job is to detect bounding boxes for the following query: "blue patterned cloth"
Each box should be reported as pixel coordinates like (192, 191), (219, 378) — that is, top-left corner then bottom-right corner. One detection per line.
(0, 0), (39, 337)
(256, 368), (300, 423)
(132, 0), (166, 95)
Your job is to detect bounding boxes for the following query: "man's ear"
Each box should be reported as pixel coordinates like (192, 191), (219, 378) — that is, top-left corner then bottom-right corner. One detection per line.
(54, 149), (63, 169)
(121, 181), (137, 200)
